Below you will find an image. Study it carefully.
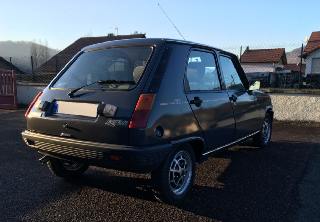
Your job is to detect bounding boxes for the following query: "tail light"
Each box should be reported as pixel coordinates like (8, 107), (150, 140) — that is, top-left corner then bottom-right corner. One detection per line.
(25, 92), (43, 117)
(129, 94), (156, 129)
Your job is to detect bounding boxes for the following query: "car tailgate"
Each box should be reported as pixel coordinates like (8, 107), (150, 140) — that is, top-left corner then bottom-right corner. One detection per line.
(26, 89), (142, 145)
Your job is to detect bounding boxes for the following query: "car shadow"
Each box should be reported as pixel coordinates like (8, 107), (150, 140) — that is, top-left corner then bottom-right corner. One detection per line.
(174, 139), (316, 221)
(63, 169), (156, 202)
(46, 139), (317, 222)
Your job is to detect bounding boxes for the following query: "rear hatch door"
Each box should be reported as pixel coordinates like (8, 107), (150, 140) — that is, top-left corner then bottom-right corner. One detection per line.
(26, 45), (157, 145)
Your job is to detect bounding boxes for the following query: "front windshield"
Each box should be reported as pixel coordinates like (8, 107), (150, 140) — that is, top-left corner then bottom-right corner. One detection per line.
(52, 46), (153, 90)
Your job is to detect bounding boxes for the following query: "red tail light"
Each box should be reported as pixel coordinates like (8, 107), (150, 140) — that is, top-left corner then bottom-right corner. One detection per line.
(25, 92), (43, 117)
(129, 94), (156, 129)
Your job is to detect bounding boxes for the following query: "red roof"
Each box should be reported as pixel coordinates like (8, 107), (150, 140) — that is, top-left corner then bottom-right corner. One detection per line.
(36, 34), (146, 73)
(283, 63), (306, 73)
(240, 48), (287, 64)
(302, 31), (320, 58)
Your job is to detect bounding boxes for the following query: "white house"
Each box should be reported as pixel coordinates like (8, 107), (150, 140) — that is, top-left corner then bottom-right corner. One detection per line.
(240, 47), (287, 84)
(302, 31), (320, 75)
(240, 47), (287, 73)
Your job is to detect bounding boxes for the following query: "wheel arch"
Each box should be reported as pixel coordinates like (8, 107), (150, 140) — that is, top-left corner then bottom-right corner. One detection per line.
(265, 106), (274, 121)
(171, 137), (207, 164)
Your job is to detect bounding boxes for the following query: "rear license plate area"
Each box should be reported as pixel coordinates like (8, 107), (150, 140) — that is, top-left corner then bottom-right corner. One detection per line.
(52, 101), (99, 118)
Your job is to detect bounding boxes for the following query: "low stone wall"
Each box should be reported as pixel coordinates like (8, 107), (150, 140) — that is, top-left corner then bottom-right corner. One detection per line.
(270, 93), (320, 122)
(17, 83), (46, 105)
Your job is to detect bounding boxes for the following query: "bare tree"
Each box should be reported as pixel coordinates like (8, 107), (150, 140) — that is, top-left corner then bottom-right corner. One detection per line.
(30, 38), (50, 69)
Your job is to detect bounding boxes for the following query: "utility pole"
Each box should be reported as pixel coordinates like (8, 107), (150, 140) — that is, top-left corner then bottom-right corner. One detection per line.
(109, 27), (118, 36)
(299, 43), (304, 90)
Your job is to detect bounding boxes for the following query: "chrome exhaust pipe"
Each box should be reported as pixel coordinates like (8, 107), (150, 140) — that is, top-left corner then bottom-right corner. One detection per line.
(39, 156), (52, 164)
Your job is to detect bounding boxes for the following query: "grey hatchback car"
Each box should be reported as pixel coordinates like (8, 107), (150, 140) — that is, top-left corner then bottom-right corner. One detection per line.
(22, 38), (273, 204)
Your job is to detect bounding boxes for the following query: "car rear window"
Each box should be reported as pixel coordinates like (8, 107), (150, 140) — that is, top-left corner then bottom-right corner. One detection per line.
(52, 46), (153, 90)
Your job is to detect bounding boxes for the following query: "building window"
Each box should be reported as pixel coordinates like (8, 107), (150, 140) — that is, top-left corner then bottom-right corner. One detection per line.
(311, 58), (320, 74)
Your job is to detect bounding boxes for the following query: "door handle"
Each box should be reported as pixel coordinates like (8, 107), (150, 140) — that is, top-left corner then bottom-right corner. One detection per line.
(190, 97), (203, 107)
(229, 94), (237, 103)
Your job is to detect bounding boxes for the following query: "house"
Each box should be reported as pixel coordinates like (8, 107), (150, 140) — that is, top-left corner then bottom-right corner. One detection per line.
(0, 57), (25, 74)
(283, 63), (306, 74)
(302, 31), (320, 76)
(36, 34), (146, 74)
(240, 47), (287, 86)
(240, 47), (287, 73)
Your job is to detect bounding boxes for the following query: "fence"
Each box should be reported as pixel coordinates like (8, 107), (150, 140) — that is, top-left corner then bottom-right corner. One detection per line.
(221, 43), (319, 90)
(2, 44), (320, 89)
(1, 54), (74, 83)
(0, 69), (18, 109)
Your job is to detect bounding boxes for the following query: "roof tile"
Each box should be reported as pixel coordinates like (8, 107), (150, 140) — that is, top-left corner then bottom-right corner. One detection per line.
(240, 48), (286, 64)
(302, 31), (320, 58)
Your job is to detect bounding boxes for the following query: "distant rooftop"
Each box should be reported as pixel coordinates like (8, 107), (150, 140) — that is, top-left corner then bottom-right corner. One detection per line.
(302, 31), (320, 58)
(0, 56), (25, 74)
(241, 47), (287, 64)
(36, 34), (146, 73)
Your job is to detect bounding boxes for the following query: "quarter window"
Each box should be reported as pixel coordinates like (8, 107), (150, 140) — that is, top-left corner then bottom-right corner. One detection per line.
(186, 51), (220, 91)
(220, 56), (244, 90)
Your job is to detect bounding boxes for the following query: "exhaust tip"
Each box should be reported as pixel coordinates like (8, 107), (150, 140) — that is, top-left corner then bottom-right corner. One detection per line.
(39, 156), (52, 164)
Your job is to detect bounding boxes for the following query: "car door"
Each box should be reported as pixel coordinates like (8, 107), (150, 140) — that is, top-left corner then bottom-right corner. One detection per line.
(219, 55), (261, 140)
(184, 49), (235, 151)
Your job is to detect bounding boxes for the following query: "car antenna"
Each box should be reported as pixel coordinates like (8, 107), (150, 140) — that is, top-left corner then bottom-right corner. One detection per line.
(158, 3), (185, 40)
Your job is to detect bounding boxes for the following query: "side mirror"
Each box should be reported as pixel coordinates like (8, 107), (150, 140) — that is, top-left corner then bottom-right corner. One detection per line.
(249, 81), (261, 90)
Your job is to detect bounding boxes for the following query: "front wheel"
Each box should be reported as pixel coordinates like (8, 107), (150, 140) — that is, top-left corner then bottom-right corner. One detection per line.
(47, 158), (89, 179)
(253, 113), (272, 148)
(151, 144), (196, 205)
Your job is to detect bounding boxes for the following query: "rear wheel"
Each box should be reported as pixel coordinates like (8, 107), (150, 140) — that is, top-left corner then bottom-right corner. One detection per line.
(47, 158), (89, 179)
(151, 144), (196, 205)
(253, 113), (272, 148)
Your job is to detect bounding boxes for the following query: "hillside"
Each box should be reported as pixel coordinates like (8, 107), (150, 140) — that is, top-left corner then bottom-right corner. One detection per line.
(286, 47), (306, 64)
(0, 41), (60, 73)
(0, 40), (60, 57)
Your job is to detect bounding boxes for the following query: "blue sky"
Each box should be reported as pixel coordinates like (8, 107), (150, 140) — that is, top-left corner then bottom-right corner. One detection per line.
(1, 0), (319, 50)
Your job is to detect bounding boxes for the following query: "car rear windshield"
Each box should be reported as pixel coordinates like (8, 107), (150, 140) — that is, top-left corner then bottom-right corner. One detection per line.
(52, 46), (153, 90)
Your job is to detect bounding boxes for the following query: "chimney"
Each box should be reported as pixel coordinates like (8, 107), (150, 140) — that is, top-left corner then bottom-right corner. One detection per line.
(246, 46), (249, 51)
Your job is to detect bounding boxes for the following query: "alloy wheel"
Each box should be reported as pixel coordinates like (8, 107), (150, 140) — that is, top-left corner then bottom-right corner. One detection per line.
(169, 150), (192, 195)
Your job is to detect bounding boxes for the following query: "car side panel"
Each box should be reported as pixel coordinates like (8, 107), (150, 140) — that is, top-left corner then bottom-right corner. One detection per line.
(128, 44), (206, 148)
(185, 91), (235, 150)
(226, 89), (262, 140)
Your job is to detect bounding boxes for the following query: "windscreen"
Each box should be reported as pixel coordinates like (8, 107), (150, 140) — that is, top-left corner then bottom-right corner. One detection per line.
(52, 46), (153, 90)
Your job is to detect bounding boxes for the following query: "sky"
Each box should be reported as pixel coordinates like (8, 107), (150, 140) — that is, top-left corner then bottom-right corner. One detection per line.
(1, 0), (319, 51)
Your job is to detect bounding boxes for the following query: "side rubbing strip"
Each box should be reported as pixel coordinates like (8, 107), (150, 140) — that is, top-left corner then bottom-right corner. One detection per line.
(147, 47), (172, 93)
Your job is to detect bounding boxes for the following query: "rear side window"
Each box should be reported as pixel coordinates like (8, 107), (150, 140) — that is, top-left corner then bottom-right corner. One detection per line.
(186, 50), (221, 91)
(52, 47), (153, 90)
(219, 56), (244, 90)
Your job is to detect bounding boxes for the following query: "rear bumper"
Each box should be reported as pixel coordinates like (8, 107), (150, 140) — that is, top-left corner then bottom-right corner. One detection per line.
(21, 130), (172, 173)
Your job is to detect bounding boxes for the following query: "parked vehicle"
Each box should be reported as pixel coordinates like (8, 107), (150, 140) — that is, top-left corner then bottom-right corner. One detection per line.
(22, 38), (273, 204)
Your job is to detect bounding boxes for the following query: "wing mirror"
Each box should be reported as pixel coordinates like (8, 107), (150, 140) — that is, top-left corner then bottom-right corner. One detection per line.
(249, 81), (261, 90)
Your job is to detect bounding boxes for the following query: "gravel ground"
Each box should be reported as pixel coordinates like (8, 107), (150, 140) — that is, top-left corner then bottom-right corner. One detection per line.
(0, 108), (319, 222)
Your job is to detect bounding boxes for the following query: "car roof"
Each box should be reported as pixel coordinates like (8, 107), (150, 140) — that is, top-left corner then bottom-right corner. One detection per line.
(81, 38), (229, 55)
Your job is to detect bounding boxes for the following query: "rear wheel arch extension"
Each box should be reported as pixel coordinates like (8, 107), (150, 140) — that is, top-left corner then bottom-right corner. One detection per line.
(267, 108), (274, 121)
(171, 138), (206, 164)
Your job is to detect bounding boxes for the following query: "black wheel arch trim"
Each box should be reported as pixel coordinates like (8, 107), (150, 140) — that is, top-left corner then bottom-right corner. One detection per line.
(265, 105), (274, 120)
(171, 137), (207, 163)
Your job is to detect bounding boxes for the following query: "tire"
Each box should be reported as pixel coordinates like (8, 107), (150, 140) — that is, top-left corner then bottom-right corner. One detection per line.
(253, 113), (272, 148)
(151, 144), (196, 205)
(47, 158), (89, 179)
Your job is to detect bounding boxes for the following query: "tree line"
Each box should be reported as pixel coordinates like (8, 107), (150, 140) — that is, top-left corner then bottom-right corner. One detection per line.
(30, 39), (50, 69)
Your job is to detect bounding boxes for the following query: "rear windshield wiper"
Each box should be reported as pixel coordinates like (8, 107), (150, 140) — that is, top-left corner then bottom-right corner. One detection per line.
(67, 80), (101, 98)
(67, 80), (135, 98)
